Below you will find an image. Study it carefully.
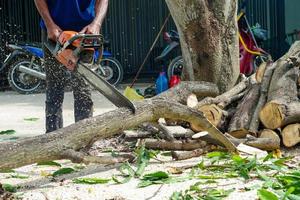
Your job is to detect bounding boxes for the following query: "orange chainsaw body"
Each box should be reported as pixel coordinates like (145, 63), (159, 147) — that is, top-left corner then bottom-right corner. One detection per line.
(56, 31), (96, 71)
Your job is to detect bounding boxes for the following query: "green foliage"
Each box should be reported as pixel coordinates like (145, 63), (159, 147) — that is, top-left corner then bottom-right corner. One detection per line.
(73, 177), (110, 184)
(257, 189), (279, 200)
(170, 184), (234, 200)
(2, 184), (17, 193)
(138, 171), (169, 187)
(135, 145), (153, 177)
(52, 168), (75, 177)
(112, 162), (135, 184)
(24, 117), (39, 121)
(0, 130), (16, 135)
(37, 161), (62, 167)
(9, 173), (29, 179)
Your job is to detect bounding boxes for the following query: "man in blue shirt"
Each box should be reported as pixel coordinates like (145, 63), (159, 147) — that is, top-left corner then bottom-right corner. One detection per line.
(34, 0), (109, 133)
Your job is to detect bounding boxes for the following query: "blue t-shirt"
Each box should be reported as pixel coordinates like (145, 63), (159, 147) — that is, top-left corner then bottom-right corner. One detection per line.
(40, 0), (96, 32)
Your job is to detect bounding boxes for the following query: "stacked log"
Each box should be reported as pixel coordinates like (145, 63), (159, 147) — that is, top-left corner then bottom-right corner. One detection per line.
(188, 41), (300, 149)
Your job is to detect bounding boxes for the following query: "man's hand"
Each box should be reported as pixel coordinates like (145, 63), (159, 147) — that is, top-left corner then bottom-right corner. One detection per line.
(47, 24), (62, 41)
(80, 22), (100, 34)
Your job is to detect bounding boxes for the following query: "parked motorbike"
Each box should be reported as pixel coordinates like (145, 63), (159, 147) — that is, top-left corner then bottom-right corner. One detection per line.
(2, 41), (123, 94)
(154, 30), (184, 79)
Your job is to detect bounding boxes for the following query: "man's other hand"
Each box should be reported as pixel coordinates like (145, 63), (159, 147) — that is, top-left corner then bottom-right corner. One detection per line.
(80, 22), (100, 34)
(47, 24), (62, 41)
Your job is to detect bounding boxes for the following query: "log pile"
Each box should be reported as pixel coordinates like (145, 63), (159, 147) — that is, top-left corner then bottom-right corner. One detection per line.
(189, 42), (300, 149)
(121, 42), (300, 161)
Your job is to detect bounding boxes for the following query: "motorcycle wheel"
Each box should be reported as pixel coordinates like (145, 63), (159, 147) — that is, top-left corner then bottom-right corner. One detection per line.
(95, 57), (124, 86)
(8, 58), (43, 94)
(167, 56), (184, 79)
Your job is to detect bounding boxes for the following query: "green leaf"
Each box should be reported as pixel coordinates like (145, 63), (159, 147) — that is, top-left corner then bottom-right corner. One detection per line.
(9, 173), (29, 179)
(112, 175), (132, 184)
(37, 161), (62, 167)
(141, 171), (169, 181)
(161, 151), (172, 157)
(138, 171), (169, 188)
(257, 189), (279, 200)
(0, 130), (16, 135)
(135, 145), (151, 177)
(113, 162), (135, 184)
(24, 117), (39, 121)
(52, 168), (75, 177)
(283, 187), (295, 200)
(2, 184), (17, 193)
(73, 177), (110, 184)
(0, 169), (15, 173)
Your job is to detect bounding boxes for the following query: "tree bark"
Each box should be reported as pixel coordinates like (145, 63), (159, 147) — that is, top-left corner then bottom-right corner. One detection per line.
(0, 82), (238, 171)
(260, 42), (300, 129)
(228, 83), (261, 138)
(249, 62), (276, 134)
(259, 67), (300, 129)
(196, 76), (251, 108)
(165, 0), (239, 92)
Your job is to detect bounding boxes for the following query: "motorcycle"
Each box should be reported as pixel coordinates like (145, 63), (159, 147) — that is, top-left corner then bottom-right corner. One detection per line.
(2, 40), (124, 94)
(154, 30), (184, 79)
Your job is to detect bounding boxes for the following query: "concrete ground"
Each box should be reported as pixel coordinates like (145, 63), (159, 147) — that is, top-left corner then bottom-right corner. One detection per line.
(0, 87), (259, 200)
(0, 90), (115, 138)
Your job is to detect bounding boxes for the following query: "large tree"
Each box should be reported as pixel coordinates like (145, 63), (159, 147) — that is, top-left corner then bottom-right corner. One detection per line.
(165, 0), (240, 92)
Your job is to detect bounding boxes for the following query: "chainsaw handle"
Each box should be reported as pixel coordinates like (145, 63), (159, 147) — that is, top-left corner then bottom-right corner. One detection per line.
(66, 34), (103, 48)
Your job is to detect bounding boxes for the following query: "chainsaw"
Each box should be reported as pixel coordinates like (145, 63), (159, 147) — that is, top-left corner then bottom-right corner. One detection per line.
(44, 31), (135, 113)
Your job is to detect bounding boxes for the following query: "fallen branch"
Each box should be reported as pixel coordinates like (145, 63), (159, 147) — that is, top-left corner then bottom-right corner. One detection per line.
(172, 145), (220, 160)
(144, 139), (207, 151)
(0, 82), (238, 171)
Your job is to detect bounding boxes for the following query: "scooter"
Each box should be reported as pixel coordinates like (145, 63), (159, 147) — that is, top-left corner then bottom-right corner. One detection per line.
(154, 30), (184, 79)
(2, 41), (123, 94)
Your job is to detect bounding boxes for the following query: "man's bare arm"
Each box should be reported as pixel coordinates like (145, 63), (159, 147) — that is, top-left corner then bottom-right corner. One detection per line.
(80, 0), (109, 34)
(93, 0), (109, 27)
(34, 0), (62, 41)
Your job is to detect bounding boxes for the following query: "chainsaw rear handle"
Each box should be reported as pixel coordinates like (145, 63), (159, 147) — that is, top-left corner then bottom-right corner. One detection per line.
(65, 34), (104, 48)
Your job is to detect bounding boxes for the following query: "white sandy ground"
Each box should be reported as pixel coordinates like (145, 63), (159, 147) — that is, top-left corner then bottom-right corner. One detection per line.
(0, 87), (265, 200)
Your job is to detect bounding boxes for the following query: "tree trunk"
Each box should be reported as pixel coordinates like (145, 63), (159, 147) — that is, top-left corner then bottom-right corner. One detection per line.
(0, 82), (238, 171)
(165, 0), (240, 92)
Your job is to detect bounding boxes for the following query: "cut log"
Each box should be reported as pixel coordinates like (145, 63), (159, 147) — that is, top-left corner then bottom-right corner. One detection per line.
(195, 132), (279, 151)
(196, 76), (252, 108)
(0, 82), (238, 171)
(255, 61), (268, 83)
(191, 104), (227, 133)
(260, 65), (300, 129)
(228, 83), (261, 138)
(281, 124), (300, 147)
(187, 93), (198, 108)
(144, 139), (207, 151)
(259, 129), (281, 145)
(260, 101), (300, 129)
(249, 62), (276, 134)
(172, 145), (219, 160)
(217, 90), (247, 109)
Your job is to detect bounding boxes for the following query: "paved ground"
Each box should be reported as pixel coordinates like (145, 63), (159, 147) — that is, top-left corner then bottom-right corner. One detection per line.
(0, 83), (148, 138)
(0, 90), (116, 138)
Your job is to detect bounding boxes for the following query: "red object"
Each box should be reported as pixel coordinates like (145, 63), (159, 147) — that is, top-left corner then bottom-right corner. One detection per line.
(169, 75), (181, 88)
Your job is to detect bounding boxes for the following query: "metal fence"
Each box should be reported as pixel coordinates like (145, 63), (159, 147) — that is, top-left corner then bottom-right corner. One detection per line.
(0, 0), (286, 79)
